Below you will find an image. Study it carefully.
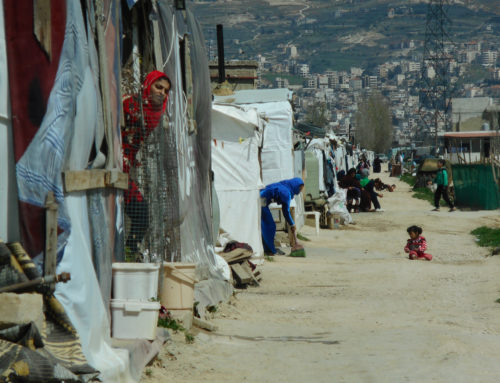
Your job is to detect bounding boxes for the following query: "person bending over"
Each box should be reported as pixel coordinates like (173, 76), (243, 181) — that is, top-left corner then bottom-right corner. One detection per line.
(260, 178), (304, 255)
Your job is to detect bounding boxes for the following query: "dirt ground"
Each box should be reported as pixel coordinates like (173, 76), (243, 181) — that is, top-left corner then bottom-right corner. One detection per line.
(142, 170), (500, 383)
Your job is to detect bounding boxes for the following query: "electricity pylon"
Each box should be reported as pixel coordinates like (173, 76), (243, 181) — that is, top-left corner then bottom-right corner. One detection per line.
(418, 0), (455, 149)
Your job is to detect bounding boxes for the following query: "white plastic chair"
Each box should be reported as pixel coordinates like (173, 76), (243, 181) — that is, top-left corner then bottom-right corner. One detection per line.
(304, 211), (320, 236)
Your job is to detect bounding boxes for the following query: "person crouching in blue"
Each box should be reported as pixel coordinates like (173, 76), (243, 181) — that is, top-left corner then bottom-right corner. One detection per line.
(260, 177), (305, 255)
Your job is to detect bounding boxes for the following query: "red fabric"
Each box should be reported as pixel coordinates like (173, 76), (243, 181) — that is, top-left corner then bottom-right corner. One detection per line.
(122, 71), (169, 203)
(5, 1), (66, 162)
(405, 235), (432, 261)
(5, 1), (66, 258)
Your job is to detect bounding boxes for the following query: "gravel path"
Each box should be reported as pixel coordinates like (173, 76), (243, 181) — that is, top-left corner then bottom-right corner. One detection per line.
(143, 171), (500, 383)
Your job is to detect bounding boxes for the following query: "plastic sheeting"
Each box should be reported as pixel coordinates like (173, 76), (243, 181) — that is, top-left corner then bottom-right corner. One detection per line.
(214, 90), (295, 186)
(156, 3), (232, 301)
(5, 1), (133, 382)
(452, 164), (500, 210)
(327, 189), (352, 224)
(0, 1), (19, 242)
(211, 104), (265, 259)
(253, 100), (295, 185)
(0, 3), (7, 120)
(57, 194), (132, 383)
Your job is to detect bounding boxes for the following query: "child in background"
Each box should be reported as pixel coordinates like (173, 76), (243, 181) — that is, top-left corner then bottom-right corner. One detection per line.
(404, 225), (432, 261)
(428, 159), (456, 212)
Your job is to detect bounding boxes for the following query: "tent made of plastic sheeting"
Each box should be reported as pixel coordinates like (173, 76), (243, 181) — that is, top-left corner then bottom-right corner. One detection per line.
(214, 90), (306, 233)
(214, 89), (295, 186)
(3, 1), (134, 382)
(211, 103), (265, 259)
(155, 3), (232, 312)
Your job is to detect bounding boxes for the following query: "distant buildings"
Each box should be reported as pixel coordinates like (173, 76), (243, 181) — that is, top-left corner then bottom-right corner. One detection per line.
(451, 97), (493, 132)
(481, 50), (498, 67)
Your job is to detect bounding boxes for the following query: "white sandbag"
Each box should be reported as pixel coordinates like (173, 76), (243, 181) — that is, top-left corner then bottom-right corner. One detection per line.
(327, 189), (352, 225)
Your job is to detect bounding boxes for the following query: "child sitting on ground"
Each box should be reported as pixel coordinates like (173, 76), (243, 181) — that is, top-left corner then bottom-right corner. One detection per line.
(404, 225), (432, 261)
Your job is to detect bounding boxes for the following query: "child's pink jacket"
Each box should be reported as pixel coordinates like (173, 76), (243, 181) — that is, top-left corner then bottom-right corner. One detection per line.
(404, 235), (432, 261)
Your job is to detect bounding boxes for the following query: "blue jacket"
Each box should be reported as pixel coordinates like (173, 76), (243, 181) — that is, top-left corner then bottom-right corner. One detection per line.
(260, 177), (304, 226)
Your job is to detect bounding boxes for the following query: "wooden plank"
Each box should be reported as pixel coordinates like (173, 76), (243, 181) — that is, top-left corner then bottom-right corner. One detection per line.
(222, 253), (253, 265)
(44, 192), (58, 288)
(33, 0), (51, 61)
(241, 262), (260, 286)
(230, 263), (252, 285)
(219, 248), (253, 264)
(63, 170), (128, 192)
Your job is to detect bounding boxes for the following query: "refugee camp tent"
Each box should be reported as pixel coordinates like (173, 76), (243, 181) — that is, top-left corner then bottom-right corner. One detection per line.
(211, 103), (265, 259)
(2, 2), (133, 382)
(154, 3), (232, 317)
(1, 1), (232, 382)
(214, 89), (294, 185)
(214, 89), (305, 230)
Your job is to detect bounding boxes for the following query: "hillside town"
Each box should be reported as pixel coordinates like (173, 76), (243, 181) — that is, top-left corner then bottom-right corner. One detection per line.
(208, 37), (500, 148)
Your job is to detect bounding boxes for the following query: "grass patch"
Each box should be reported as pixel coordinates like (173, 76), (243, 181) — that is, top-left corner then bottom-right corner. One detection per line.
(471, 226), (500, 248)
(400, 174), (416, 187)
(400, 174), (447, 207)
(185, 332), (195, 344)
(158, 317), (185, 332)
(412, 187), (448, 207)
(297, 233), (311, 242)
(158, 316), (196, 344)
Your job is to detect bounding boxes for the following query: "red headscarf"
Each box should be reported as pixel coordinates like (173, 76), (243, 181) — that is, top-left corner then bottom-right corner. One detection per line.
(123, 70), (170, 134)
(122, 70), (170, 202)
(140, 70), (170, 130)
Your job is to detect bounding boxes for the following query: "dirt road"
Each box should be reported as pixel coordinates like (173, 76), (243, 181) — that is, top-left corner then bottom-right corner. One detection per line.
(144, 172), (500, 383)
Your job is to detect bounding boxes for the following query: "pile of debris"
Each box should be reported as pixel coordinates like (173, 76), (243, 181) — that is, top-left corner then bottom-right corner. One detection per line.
(219, 243), (261, 288)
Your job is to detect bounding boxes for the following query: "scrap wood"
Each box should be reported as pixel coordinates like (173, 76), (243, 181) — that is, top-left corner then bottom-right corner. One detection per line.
(253, 268), (262, 281)
(241, 262), (260, 287)
(220, 248), (253, 264)
(230, 263), (252, 285)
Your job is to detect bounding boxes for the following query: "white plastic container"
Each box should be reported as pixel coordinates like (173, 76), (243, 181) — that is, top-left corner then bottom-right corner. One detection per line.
(110, 299), (160, 340)
(112, 262), (159, 300)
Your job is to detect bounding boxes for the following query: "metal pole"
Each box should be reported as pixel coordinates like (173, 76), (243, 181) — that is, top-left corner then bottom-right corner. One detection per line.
(216, 24), (225, 83)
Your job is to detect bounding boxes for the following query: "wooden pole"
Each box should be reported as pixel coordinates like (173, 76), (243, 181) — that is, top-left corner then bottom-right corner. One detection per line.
(45, 192), (58, 291)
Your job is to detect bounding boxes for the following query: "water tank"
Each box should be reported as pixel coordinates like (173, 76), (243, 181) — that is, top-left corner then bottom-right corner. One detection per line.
(482, 122), (490, 131)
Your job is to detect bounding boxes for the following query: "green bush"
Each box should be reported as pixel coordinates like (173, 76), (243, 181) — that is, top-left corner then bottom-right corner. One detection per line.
(471, 227), (500, 248)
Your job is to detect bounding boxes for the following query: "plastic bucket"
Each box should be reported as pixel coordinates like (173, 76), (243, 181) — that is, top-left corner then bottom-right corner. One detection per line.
(160, 262), (196, 315)
(112, 262), (159, 301)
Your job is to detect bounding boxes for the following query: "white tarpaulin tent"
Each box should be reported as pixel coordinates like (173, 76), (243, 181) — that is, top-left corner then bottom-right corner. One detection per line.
(214, 89), (294, 185)
(211, 103), (265, 258)
(213, 90), (305, 230)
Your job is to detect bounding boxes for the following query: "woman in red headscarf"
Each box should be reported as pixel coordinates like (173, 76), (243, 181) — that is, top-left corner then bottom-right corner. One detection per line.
(122, 70), (171, 252)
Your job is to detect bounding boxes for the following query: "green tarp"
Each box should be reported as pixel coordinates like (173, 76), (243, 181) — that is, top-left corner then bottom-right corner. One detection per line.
(452, 164), (500, 210)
